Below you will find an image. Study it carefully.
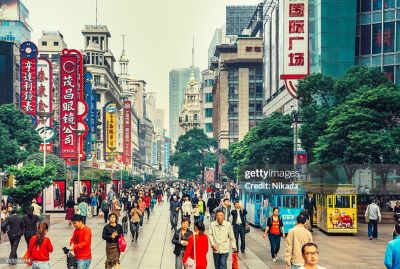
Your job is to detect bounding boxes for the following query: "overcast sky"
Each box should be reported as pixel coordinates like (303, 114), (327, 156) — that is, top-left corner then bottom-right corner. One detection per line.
(23, 0), (261, 128)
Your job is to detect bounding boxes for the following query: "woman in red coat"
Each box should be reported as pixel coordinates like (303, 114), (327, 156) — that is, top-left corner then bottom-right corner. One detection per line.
(183, 221), (209, 269)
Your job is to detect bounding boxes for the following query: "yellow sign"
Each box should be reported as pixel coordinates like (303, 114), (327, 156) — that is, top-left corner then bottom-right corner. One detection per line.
(105, 103), (117, 160)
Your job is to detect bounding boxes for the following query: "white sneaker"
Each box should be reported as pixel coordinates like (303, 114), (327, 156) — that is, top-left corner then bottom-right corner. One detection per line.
(273, 258), (277, 262)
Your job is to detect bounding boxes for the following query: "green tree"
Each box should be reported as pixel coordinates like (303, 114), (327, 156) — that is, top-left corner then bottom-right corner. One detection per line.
(223, 112), (293, 180)
(171, 128), (218, 181)
(297, 66), (389, 163)
(313, 84), (400, 189)
(26, 153), (67, 178)
(81, 169), (111, 186)
(0, 104), (41, 165)
(4, 162), (57, 209)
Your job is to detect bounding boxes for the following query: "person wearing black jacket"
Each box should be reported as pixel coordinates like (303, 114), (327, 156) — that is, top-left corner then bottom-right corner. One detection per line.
(102, 213), (123, 269)
(172, 218), (193, 269)
(96, 191), (103, 217)
(22, 206), (39, 246)
(231, 201), (247, 253)
(207, 193), (218, 220)
(1, 208), (24, 264)
(304, 192), (317, 232)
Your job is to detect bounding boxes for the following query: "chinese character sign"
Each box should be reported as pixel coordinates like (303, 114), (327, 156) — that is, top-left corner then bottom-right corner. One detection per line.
(105, 103), (117, 160)
(280, 0), (309, 98)
(123, 101), (132, 166)
(37, 58), (53, 152)
(60, 53), (78, 159)
(20, 41), (38, 120)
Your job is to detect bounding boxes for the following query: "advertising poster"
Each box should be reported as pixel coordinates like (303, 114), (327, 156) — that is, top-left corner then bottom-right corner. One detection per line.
(44, 180), (66, 212)
(20, 41), (38, 121)
(104, 102), (117, 161)
(73, 179), (92, 201)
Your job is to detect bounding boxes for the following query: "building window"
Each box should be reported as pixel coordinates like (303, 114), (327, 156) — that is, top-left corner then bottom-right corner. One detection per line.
(383, 22), (394, 53)
(205, 93), (213, 102)
(385, 0), (395, 8)
(361, 0), (371, 11)
(205, 108), (213, 118)
(229, 120), (238, 136)
(205, 123), (213, 133)
(373, 0), (382, 10)
(361, 25), (371, 55)
(228, 102), (238, 117)
(96, 93), (101, 102)
(383, 65), (394, 81)
(372, 23), (382, 54)
(42, 41), (47, 46)
(53, 41), (59, 46)
(94, 75), (101, 85)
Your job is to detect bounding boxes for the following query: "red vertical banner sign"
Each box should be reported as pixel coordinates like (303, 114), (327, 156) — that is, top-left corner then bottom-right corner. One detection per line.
(20, 41), (38, 122)
(37, 58), (53, 152)
(123, 101), (132, 167)
(60, 49), (88, 163)
(60, 52), (78, 159)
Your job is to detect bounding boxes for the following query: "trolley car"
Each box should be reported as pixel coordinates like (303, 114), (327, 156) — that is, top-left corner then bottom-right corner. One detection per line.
(314, 185), (357, 234)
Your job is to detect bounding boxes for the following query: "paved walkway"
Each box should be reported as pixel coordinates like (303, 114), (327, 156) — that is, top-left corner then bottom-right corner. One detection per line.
(0, 200), (393, 268)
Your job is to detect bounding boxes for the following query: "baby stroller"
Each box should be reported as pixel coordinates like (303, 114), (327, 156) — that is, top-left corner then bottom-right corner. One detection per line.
(62, 247), (76, 269)
(122, 216), (128, 234)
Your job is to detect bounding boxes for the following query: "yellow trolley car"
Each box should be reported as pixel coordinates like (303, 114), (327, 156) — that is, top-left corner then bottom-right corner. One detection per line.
(314, 185), (357, 234)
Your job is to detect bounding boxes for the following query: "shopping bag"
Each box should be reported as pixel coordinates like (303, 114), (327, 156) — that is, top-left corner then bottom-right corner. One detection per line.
(232, 251), (239, 269)
(118, 235), (127, 252)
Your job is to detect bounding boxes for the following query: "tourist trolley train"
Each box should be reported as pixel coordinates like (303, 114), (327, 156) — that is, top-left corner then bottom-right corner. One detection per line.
(312, 184), (358, 234)
(239, 182), (305, 232)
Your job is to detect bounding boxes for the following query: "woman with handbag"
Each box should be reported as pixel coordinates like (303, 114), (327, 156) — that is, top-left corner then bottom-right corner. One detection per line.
(102, 213), (123, 269)
(111, 196), (122, 219)
(183, 221), (209, 269)
(263, 207), (286, 262)
(172, 218), (193, 269)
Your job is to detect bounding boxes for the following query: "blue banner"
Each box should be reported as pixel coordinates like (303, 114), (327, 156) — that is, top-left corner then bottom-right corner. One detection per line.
(84, 72), (93, 159)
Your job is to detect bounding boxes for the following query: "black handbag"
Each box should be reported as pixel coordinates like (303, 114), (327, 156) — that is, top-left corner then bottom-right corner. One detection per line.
(245, 223), (250, 234)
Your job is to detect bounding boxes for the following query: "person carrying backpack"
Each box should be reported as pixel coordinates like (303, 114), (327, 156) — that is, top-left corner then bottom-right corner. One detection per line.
(101, 199), (110, 223)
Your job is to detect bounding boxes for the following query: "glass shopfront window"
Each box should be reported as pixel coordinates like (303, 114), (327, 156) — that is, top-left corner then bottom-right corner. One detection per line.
(361, 0), (372, 12)
(383, 65), (394, 81)
(384, 0), (395, 8)
(383, 22), (394, 52)
(373, 0), (382, 10)
(361, 25), (371, 55)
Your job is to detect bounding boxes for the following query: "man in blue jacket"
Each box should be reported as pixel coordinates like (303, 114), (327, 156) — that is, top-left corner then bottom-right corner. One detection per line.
(385, 223), (400, 269)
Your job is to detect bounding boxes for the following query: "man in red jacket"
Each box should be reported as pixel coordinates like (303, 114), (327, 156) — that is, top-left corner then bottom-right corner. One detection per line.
(70, 214), (92, 269)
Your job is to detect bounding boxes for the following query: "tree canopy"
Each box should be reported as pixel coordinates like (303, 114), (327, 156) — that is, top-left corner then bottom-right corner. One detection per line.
(223, 112), (293, 180)
(0, 104), (41, 165)
(26, 153), (67, 178)
(171, 128), (218, 181)
(4, 162), (57, 209)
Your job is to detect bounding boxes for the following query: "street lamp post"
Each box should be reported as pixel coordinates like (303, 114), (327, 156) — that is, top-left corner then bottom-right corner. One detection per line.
(74, 129), (85, 198)
(37, 111), (54, 215)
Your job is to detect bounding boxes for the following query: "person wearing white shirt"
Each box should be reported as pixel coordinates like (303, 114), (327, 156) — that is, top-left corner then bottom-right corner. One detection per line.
(298, 243), (326, 269)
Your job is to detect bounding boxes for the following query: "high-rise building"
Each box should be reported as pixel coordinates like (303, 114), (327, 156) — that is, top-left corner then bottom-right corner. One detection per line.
(212, 37), (263, 149)
(0, 0), (31, 43)
(226, 5), (257, 36)
(208, 25), (227, 67)
(201, 69), (214, 138)
(355, 0), (399, 83)
(0, 41), (19, 105)
(168, 67), (200, 141)
(263, 0), (356, 117)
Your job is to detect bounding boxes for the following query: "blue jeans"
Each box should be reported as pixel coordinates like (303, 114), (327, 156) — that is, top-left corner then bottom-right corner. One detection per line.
(368, 219), (378, 238)
(76, 259), (91, 269)
(213, 253), (229, 269)
(268, 233), (281, 258)
(32, 261), (50, 269)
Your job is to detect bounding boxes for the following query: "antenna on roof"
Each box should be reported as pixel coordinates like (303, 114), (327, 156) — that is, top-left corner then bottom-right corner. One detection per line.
(192, 35), (195, 72)
(95, 0), (98, 27)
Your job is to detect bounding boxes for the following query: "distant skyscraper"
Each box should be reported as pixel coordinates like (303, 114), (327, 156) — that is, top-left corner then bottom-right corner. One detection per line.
(0, 41), (19, 105)
(169, 67), (200, 141)
(208, 25), (226, 68)
(0, 1), (31, 43)
(226, 5), (257, 36)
